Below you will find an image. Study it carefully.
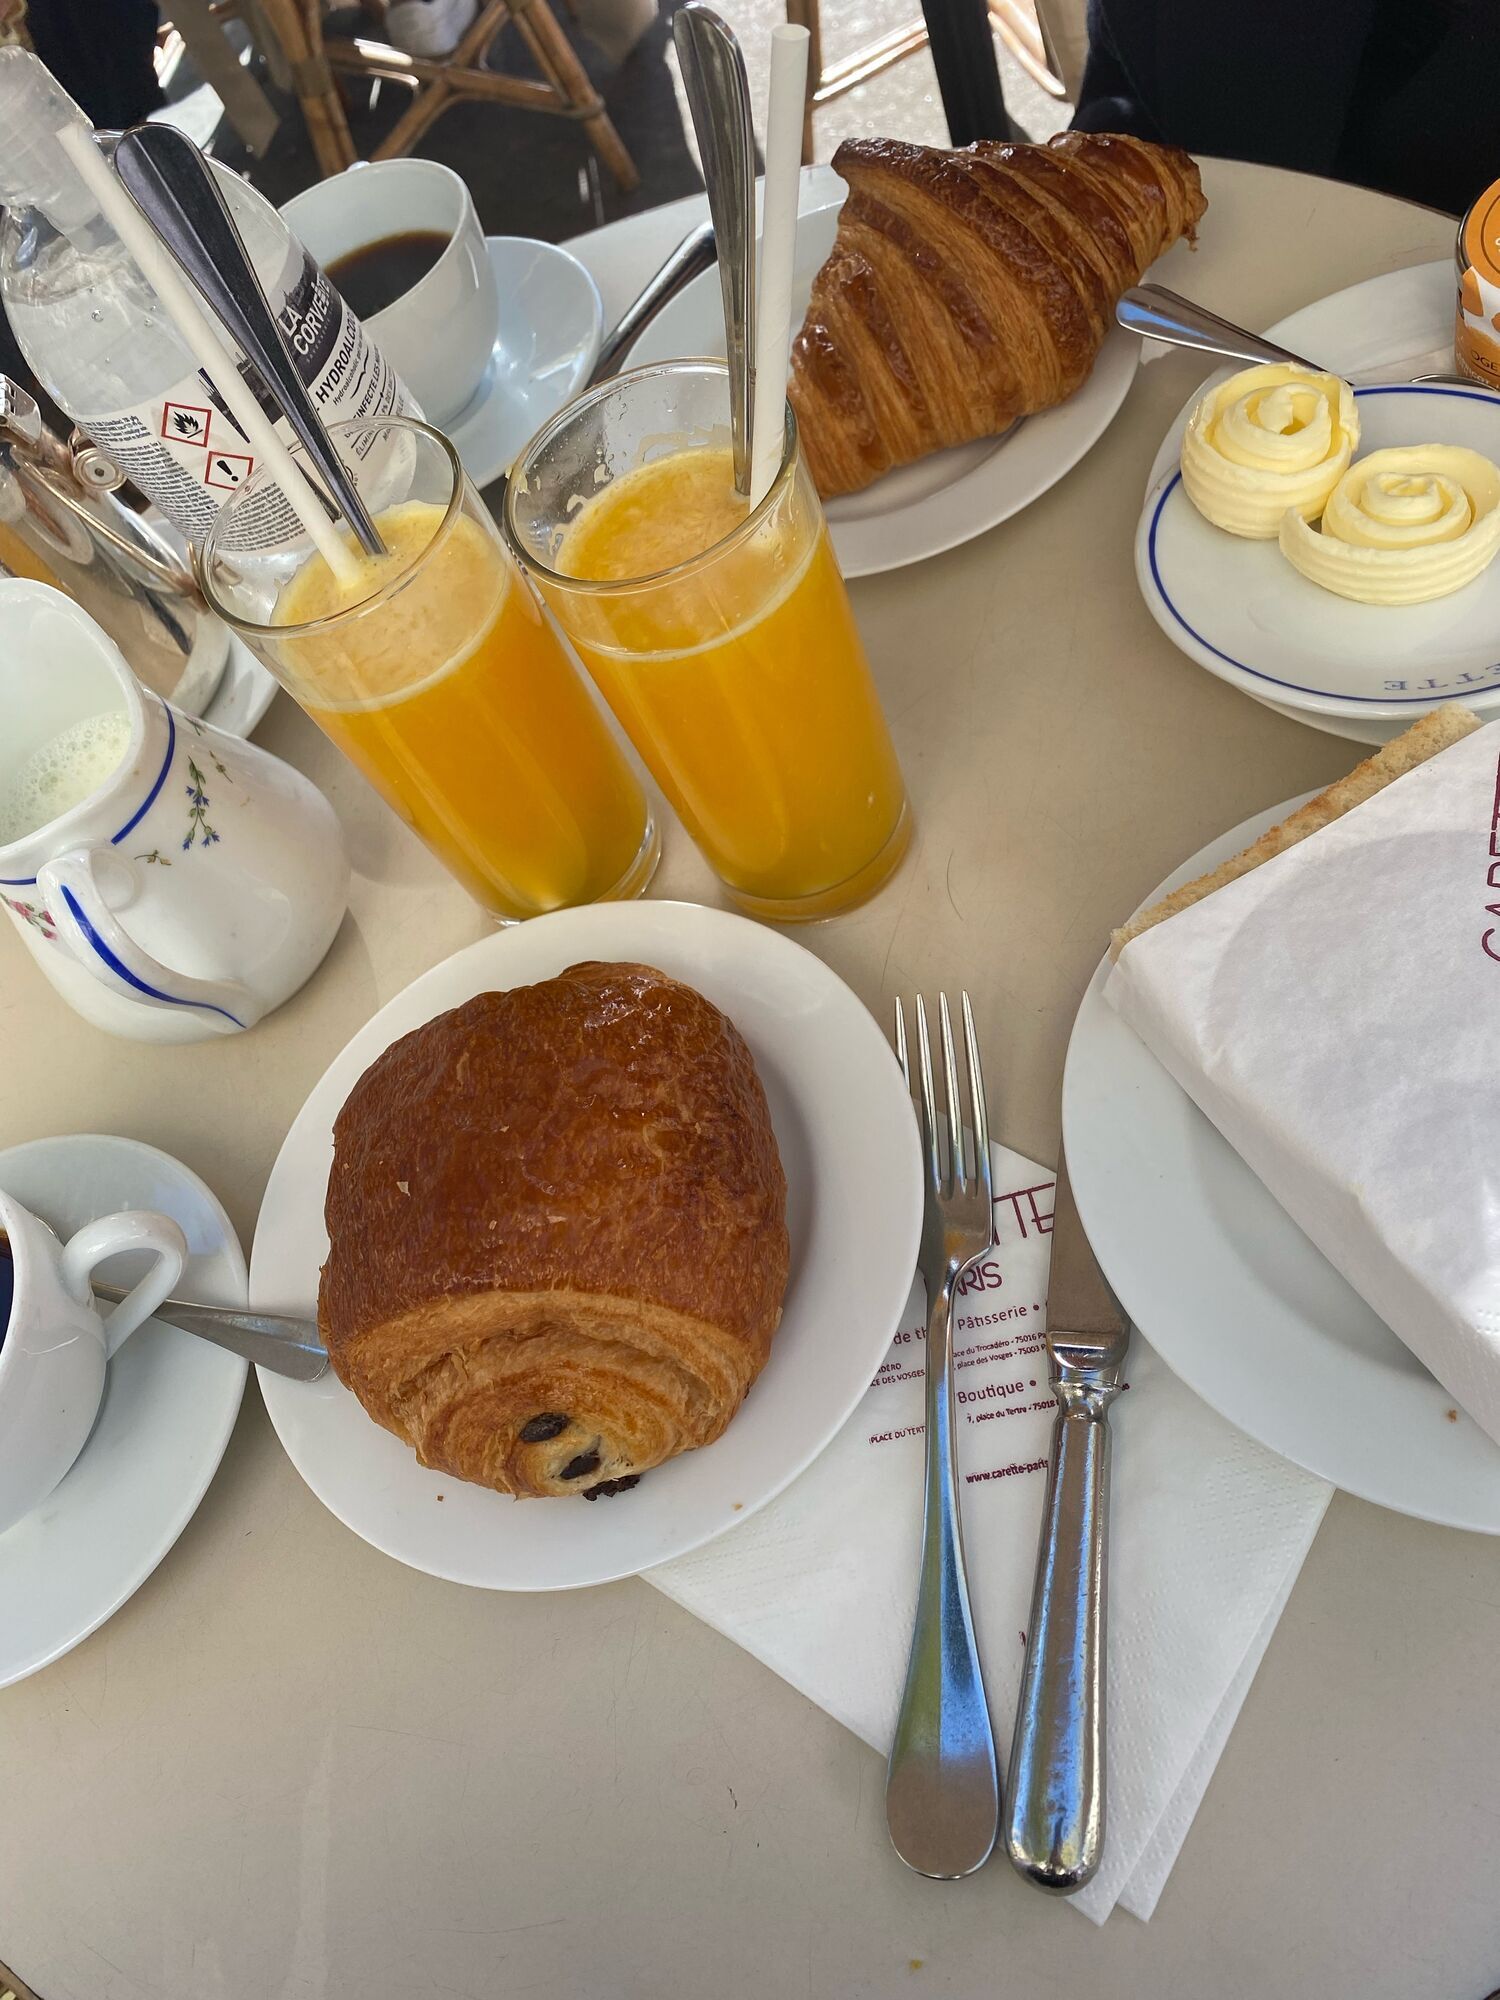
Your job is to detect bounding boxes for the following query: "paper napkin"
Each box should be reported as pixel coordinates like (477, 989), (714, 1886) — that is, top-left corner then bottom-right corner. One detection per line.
(649, 1143), (1332, 1923)
(1108, 721), (1500, 1449)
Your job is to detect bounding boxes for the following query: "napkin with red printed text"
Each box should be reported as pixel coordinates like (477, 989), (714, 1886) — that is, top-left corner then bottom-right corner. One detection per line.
(649, 1143), (1332, 1922)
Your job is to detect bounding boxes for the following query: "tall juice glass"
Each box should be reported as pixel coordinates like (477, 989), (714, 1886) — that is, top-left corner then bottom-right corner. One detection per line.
(503, 362), (911, 922)
(198, 416), (657, 922)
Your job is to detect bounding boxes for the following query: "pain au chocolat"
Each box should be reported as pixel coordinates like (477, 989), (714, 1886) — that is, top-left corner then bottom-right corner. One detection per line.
(789, 133), (1207, 497)
(318, 962), (790, 1500)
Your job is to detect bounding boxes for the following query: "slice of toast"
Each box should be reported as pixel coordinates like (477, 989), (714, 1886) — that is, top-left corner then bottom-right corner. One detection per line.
(1110, 703), (1483, 960)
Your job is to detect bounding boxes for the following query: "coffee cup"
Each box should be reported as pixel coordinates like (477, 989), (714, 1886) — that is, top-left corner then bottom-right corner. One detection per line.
(0, 580), (349, 1044)
(0, 1188), (186, 1536)
(283, 159), (500, 429)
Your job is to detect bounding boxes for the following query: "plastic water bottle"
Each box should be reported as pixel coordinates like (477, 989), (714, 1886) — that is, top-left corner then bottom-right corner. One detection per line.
(0, 48), (413, 545)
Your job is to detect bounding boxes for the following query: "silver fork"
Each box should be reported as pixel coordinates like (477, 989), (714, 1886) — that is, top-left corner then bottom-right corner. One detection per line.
(885, 992), (1001, 1879)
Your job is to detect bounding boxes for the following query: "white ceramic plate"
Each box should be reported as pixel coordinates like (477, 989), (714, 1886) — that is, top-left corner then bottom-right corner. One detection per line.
(628, 194), (1141, 579)
(1062, 797), (1500, 1532)
(448, 236), (603, 492)
(251, 900), (923, 1590)
(0, 1135), (248, 1686)
(1139, 261), (1500, 746)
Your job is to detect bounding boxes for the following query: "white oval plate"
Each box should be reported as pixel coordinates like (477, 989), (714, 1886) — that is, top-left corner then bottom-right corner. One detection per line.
(251, 901), (922, 1590)
(628, 194), (1141, 579)
(0, 1134), (248, 1686)
(1063, 797), (1500, 1533)
(449, 235), (603, 492)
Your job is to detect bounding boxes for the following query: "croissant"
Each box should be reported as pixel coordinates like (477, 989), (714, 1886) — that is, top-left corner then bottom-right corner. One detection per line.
(318, 963), (789, 1500)
(789, 133), (1207, 497)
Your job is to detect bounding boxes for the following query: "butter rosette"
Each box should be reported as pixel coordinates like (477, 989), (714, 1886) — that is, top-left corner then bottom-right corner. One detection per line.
(1180, 364), (1359, 539)
(1279, 445), (1500, 605)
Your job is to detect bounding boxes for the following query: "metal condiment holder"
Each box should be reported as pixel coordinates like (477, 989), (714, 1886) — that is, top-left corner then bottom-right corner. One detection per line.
(0, 376), (230, 714)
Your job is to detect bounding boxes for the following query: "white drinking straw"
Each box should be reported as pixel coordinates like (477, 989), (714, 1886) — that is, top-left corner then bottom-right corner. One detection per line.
(749, 23), (810, 511)
(57, 124), (361, 587)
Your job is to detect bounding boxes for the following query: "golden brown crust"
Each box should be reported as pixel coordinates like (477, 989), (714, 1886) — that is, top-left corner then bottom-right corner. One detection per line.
(1110, 705), (1483, 959)
(788, 133), (1207, 497)
(318, 963), (790, 1498)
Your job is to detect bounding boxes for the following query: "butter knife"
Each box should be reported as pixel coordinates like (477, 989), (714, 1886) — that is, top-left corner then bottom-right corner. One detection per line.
(1004, 1149), (1130, 1893)
(1117, 282), (1490, 391)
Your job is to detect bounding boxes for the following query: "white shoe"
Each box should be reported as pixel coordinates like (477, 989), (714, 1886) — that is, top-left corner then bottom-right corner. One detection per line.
(384, 0), (479, 58)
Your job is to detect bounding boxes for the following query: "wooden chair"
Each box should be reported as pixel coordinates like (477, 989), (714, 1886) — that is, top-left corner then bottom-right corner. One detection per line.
(252, 0), (639, 188)
(787, 0), (1066, 165)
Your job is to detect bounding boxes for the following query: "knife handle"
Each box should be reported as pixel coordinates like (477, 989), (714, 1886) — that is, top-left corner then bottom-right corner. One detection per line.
(1004, 1364), (1121, 1893)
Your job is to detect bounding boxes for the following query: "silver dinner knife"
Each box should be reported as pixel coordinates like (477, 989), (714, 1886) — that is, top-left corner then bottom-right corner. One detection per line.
(1004, 1149), (1130, 1893)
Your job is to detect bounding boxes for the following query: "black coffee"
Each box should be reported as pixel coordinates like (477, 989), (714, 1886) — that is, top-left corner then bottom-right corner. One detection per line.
(326, 229), (449, 320)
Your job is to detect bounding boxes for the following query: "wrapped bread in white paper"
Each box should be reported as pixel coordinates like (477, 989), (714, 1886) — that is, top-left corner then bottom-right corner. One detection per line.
(1107, 707), (1500, 1444)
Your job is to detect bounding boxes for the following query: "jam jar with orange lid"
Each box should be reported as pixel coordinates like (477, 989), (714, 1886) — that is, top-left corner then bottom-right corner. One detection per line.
(1456, 179), (1500, 389)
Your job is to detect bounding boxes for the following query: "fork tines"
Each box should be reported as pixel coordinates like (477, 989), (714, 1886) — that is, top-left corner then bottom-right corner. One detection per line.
(893, 992), (992, 1210)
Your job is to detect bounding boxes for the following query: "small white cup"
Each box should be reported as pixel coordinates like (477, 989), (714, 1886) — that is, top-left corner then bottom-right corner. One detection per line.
(0, 1187), (186, 1536)
(283, 159), (500, 429)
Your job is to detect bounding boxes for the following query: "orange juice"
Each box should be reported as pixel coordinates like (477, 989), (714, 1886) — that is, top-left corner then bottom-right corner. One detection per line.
(555, 447), (909, 916)
(273, 502), (651, 919)
(0, 518), (64, 590)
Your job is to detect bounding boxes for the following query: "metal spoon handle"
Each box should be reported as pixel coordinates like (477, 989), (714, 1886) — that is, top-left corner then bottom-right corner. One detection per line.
(112, 124), (386, 558)
(673, 6), (756, 495)
(588, 222), (718, 387)
(1117, 283), (1323, 373)
(90, 1276), (328, 1381)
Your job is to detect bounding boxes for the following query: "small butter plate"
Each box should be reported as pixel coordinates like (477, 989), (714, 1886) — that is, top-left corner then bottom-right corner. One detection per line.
(252, 900), (922, 1592)
(1137, 261), (1500, 745)
(1138, 383), (1500, 738)
(0, 1134), (248, 1687)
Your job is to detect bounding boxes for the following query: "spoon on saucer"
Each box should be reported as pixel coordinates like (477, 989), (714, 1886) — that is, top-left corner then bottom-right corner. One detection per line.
(89, 1276), (328, 1381)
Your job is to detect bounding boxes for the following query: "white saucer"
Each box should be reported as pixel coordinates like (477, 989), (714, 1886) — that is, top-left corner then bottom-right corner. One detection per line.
(628, 193), (1142, 580)
(1063, 797), (1500, 1533)
(447, 236), (604, 492)
(0, 1135), (248, 1686)
(251, 900), (922, 1592)
(203, 634), (278, 741)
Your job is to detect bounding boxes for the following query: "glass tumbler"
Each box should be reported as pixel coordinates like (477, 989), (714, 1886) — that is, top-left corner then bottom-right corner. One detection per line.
(198, 415), (658, 922)
(503, 361), (911, 923)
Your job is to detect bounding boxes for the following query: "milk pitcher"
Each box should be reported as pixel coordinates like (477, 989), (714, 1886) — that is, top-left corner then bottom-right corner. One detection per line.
(0, 580), (348, 1042)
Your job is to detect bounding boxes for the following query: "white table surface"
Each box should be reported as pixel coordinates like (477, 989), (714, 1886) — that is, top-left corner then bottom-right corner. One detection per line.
(4, 158), (1499, 2000)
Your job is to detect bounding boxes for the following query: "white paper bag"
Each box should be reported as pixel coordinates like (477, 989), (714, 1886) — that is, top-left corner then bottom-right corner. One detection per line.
(1107, 720), (1500, 1443)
